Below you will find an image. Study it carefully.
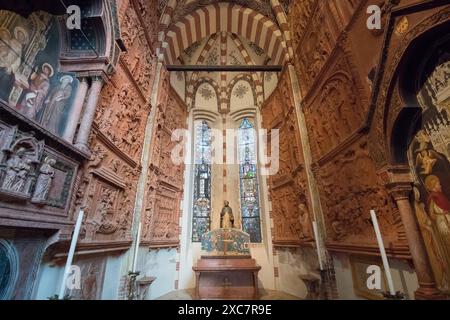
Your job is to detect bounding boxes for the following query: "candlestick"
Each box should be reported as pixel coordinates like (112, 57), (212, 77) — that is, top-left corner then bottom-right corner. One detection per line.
(58, 210), (84, 299)
(370, 210), (396, 296)
(312, 221), (324, 270)
(131, 222), (142, 273)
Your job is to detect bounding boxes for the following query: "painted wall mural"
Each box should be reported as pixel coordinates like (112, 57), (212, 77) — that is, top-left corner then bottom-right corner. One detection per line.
(409, 49), (450, 292)
(0, 10), (79, 137)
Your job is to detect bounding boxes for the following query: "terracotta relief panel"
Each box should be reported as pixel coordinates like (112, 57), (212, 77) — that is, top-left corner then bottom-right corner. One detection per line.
(315, 138), (399, 245)
(288, 0), (316, 51)
(261, 71), (313, 244)
(75, 141), (140, 243)
(134, 0), (160, 52)
(95, 68), (150, 161)
(141, 89), (187, 245)
(291, 4), (335, 95)
(303, 51), (366, 159)
(119, 1), (157, 97)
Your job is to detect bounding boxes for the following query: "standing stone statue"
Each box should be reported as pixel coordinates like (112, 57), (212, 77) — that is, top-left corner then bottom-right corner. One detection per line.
(1, 148), (29, 192)
(1, 148), (24, 190)
(32, 157), (56, 203)
(220, 200), (235, 229)
(11, 159), (31, 193)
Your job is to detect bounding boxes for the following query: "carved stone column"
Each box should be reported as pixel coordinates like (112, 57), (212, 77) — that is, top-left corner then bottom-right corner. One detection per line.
(74, 76), (104, 153)
(63, 77), (89, 143)
(388, 183), (444, 300)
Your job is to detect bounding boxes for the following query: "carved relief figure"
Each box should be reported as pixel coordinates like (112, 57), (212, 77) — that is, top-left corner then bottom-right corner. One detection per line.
(1, 148), (26, 191)
(31, 156), (56, 203)
(299, 203), (312, 239)
(317, 140), (397, 243)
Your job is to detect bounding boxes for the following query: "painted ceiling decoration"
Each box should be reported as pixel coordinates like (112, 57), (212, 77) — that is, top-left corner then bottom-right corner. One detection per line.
(171, 0), (277, 24)
(198, 84), (215, 100)
(234, 83), (250, 99)
(162, 2), (289, 66)
(178, 31), (268, 111)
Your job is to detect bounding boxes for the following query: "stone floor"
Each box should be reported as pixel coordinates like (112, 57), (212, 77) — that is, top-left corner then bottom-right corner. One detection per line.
(156, 289), (302, 300)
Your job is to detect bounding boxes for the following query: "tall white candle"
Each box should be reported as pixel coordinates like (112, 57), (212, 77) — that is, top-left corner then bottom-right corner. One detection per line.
(370, 209), (396, 296)
(312, 221), (324, 270)
(131, 222), (142, 273)
(58, 210), (84, 299)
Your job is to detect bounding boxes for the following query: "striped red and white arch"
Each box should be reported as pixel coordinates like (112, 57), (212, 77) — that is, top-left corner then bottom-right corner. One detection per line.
(161, 2), (289, 66)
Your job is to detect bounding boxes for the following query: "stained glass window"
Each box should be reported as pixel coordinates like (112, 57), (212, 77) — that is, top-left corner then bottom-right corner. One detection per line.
(192, 121), (212, 242)
(238, 118), (262, 242)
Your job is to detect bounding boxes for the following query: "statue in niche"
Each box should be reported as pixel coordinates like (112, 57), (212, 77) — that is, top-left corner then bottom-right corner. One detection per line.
(11, 158), (31, 192)
(1, 147), (31, 193)
(220, 200), (235, 229)
(40, 75), (73, 134)
(31, 156), (56, 203)
(2, 148), (25, 190)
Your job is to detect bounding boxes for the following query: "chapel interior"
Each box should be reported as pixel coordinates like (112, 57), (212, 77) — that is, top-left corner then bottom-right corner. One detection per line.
(0, 0), (449, 300)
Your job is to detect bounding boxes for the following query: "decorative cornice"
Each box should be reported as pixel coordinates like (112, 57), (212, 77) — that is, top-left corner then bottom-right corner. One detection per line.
(51, 240), (133, 261)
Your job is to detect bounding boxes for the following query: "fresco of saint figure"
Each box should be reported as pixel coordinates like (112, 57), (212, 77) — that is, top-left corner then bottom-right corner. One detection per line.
(0, 26), (29, 100)
(0, 27), (27, 72)
(0, 11), (78, 139)
(0, 28), (16, 101)
(410, 128), (450, 290)
(18, 63), (54, 119)
(424, 175), (450, 259)
(40, 75), (73, 134)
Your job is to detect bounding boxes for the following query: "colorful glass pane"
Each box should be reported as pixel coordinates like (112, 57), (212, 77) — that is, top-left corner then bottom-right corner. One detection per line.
(192, 121), (212, 242)
(238, 118), (262, 242)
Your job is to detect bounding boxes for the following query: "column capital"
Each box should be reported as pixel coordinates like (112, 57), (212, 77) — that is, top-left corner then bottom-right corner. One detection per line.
(91, 75), (105, 84)
(386, 182), (413, 201)
(376, 164), (414, 200)
(77, 76), (89, 83)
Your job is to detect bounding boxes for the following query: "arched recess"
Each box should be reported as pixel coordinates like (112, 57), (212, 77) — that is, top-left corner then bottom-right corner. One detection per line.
(162, 2), (288, 66)
(227, 74), (261, 110)
(192, 77), (220, 112)
(58, 0), (122, 73)
(379, 14), (450, 293)
(368, 6), (450, 168)
(0, 239), (19, 300)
